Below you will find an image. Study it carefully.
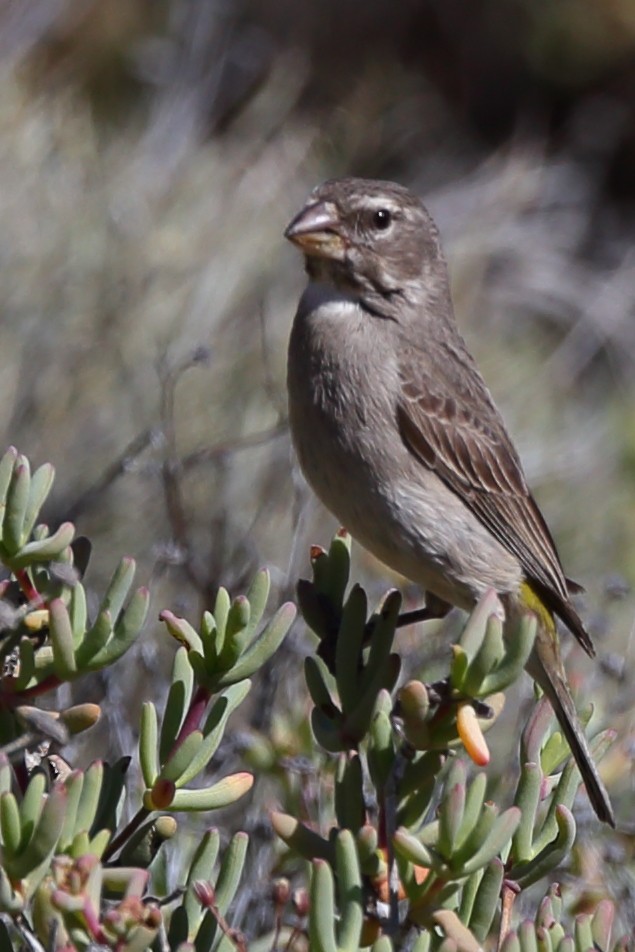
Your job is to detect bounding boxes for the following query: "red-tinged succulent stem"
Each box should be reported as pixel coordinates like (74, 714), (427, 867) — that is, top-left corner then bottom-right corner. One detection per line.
(103, 807), (150, 863)
(169, 683), (211, 758)
(82, 897), (108, 945)
(410, 875), (452, 919)
(0, 674), (61, 713)
(15, 568), (45, 609)
(193, 883), (246, 952)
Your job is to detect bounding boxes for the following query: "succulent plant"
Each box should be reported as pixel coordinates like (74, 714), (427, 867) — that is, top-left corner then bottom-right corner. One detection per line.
(274, 530), (624, 950)
(0, 448), (296, 951)
(0, 453), (625, 950)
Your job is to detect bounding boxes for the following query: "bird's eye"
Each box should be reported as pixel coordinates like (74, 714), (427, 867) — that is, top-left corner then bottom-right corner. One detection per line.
(372, 208), (392, 230)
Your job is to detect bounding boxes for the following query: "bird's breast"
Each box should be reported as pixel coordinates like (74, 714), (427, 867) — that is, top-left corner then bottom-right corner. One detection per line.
(287, 287), (400, 474)
(286, 282), (523, 605)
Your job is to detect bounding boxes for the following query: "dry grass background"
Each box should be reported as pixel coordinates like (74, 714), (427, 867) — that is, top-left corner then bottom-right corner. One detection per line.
(1, 0), (635, 933)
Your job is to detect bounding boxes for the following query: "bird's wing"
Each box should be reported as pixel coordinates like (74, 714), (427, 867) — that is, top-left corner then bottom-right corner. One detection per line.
(396, 339), (594, 655)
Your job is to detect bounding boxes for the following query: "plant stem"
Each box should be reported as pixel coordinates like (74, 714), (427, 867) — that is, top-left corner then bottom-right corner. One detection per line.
(104, 807), (151, 863)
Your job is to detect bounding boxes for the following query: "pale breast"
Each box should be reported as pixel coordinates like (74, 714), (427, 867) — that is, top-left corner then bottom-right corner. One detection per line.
(287, 283), (523, 605)
(288, 285), (400, 510)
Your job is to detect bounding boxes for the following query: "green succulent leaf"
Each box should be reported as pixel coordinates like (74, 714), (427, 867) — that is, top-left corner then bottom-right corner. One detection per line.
(0, 865), (22, 914)
(3, 458), (31, 555)
(311, 705), (346, 753)
(454, 771), (487, 853)
(177, 681), (251, 786)
(591, 899), (615, 947)
(218, 602), (253, 669)
(335, 584), (368, 712)
(59, 770), (87, 851)
(49, 598), (78, 678)
(513, 806), (576, 888)
(76, 609), (113, 666)
(461, 614), (505, 695)
(245, 569), (272, 631)
(270, 811), (333, 863)
(452, 799), (498, 867)
(215, 601), (296, 688)
(182, 828), (221, 934)
(367, 701), (396, 792)
(344, 652), (401, 742)
(9, 783), (67, 884)
(68, 582), (87, 645)
(22, 463), (55, 539)
(511, 762), (543, 863)
(460, 807), (521, 876)
(161, 610), (203, 653)
(359, 589), (401, 692)
(92, 758), (129, 834)
(393, 828), (435, 869)
(101, 556), (137, 621)
(456, 589), (502, 660)
(19, 771), (47, 833)
(438, 761), (467, 858)
(0, 792), (21, 856)
(0, 447), (18, 507)
(160, 731), (205, 784)
(168, 773), (253, 811)
(213, 587), (231, 643)
(0, 757), (12, 797)
(335, 753), (365, 833)
(326, 532), (353, 606)
(432, 909), (482, 952)
(465, 858), (504, 941)
(309, 860), (337, 952)
(12, 522), (75, 568)
(160, 647), (195, 763)
(140, 703), (160, 787)
(481, 613), (536, 696)
(100, 585), (150, 665)
(305, 655), (338, 713)
(356, 824), (382, 878)
(371, 938), (395, 952)
(335, 829), (363, 952)
(214, 830), (248, 914)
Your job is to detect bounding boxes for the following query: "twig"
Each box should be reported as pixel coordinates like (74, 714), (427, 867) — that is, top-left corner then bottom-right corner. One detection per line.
(181, 421), (288, 471)
(64, 427), (157, 522)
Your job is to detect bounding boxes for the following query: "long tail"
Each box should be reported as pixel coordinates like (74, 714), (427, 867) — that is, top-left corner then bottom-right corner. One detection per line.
(526, 625), (615, 827)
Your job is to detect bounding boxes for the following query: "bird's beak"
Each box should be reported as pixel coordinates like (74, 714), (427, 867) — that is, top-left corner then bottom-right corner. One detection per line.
(284, 201), (346, 260)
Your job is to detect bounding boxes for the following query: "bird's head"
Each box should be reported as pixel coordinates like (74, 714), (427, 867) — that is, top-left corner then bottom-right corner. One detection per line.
(284, 177), (447, 318)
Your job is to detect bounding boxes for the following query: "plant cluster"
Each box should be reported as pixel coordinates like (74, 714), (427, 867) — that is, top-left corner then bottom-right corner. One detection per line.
(273, 534), (623, 950)
(0, 450), (627, 951)
(0, 448), (295, 951)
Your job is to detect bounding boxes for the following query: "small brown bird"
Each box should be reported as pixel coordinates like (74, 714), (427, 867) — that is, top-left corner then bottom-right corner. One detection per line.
(285, 176), (614, 826)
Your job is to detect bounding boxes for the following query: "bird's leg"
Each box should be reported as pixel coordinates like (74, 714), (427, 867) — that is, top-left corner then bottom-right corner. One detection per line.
(363, 592), (450, 648)
(396, 592), (451, 629)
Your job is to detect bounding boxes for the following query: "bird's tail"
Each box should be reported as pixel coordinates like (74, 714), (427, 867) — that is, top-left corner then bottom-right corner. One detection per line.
(526, 623), (615, 827)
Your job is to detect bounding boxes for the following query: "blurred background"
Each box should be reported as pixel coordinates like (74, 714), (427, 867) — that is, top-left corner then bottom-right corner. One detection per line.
(1, 0), (634, 929)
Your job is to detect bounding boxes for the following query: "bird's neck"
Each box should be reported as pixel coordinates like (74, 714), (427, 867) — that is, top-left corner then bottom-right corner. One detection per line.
(303, 255), (456, 328)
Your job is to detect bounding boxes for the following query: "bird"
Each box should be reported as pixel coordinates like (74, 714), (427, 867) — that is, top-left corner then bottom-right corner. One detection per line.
(284, 176), (615, 826)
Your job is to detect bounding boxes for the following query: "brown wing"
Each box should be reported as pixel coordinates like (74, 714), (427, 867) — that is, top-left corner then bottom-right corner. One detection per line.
(397, 339), (594, 655)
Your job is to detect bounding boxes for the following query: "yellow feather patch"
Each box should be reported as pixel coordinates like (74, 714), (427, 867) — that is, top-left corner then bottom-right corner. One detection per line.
(519, 581), (557, 636)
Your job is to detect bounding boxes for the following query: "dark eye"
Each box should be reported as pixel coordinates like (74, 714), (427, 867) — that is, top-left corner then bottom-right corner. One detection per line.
(372, 208), (392, 230)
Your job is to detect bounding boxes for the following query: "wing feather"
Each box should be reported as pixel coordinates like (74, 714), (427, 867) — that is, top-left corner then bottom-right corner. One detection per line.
(397, 343), (593, 655)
